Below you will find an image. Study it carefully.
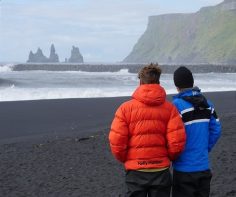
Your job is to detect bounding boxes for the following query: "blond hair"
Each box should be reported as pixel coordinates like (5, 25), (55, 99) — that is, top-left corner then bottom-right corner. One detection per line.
(138, 63), (162, 84)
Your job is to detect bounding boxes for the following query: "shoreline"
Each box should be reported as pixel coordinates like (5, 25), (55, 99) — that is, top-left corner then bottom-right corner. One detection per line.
(0, 91), (235, 143)
(0, 91), (236, 144)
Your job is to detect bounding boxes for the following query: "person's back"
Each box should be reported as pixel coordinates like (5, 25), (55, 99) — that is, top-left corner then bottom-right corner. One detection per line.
(109, 64), (186, 197)
(172, 66), (221, 197)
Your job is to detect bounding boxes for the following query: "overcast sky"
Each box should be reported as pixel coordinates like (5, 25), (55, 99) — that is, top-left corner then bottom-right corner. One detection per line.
(0, 0), (223, 63)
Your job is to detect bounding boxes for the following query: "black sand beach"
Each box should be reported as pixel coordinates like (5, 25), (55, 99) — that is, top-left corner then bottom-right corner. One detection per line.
(0, 91), (235, 197)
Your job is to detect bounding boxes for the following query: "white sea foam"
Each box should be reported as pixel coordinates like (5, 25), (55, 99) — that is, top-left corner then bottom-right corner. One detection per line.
(0, 70), (235, 101)
(0, 86), (235, 102)
(0, 87), (133, 101)
(0, 64), (14, 72)
(61, 68), (131, 75)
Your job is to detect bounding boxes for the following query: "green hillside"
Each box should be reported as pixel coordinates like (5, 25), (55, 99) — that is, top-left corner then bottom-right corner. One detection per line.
(123, 0), (236, 64)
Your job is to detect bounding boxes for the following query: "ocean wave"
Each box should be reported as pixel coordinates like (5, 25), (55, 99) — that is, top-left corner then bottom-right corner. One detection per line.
(75, 69), (133, 76)
(12, 68), (133, 75)
(0, 78), (16, 87)
(0, 87), (133, 101)
(0, 64), (14, 72)
(0, 86), (235, 102)
(0, 71), (235, 101)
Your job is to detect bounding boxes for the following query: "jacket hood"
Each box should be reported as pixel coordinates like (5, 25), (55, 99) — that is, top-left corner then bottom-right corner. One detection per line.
(174, 87), (209, 109)
(132, 84), (166, 106)
(173, 86), (201, 98)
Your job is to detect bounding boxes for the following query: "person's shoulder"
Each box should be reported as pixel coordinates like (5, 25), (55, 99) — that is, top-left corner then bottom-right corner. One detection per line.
(121, 98), (135, 106)
(172, 96), (185, 108)
(162, 100), (178, 111)
(118, 99), (135, 111)
(172, 97), (182, 105)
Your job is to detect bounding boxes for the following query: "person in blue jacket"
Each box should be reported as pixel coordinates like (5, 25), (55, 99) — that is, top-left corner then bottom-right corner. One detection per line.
(172, 66), (221, 197)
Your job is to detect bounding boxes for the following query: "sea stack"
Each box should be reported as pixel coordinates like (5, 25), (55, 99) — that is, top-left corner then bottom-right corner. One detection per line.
(68, 46), (84, 63)
(27, 48), (48, 63)
(48, 44), (59, 62)
(27, 44), (59, 63)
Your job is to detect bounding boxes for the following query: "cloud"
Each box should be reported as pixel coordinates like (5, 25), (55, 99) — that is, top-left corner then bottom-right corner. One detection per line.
(198, 0), (222, 3)
(0, 0), (224, 62)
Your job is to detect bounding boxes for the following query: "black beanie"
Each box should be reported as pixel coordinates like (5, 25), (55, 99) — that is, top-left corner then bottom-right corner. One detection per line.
(174, 66), (194, 88)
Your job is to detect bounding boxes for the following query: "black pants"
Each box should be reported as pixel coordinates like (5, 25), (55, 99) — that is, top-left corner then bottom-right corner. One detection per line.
(172, 169), (212, 197)
(125, 169), (171, 197)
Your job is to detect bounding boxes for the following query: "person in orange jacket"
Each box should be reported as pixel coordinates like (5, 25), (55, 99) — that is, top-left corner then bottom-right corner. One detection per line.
(109, 63), (186, 197)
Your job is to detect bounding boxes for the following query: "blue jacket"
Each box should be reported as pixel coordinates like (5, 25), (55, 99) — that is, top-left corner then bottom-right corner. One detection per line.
(172, 87), (221, 172)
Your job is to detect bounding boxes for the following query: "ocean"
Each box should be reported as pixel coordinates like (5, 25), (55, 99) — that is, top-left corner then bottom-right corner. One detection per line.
(0, 64), (236, 101)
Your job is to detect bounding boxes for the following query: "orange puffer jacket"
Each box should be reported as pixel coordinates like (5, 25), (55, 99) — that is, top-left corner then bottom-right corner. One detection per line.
(109, 84), (186, 170)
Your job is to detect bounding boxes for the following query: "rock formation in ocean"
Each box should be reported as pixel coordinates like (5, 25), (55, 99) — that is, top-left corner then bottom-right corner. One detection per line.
(27, 44), (59, 63)
(123, 0), (236, 64)
(27, 48), (48, 63)
(27, 44), (84, 63)
(68, 46), (84, 63)
(48, 44), (59, 62)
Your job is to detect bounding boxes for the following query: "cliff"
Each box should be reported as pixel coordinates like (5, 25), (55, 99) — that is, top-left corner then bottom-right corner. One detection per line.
(123, 0), (236, 64)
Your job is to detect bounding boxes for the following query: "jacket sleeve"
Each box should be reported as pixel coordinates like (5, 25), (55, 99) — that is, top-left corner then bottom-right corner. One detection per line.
(208, 106), (221, 152)
(166, 105), (186, 161)
(109, 105), (129, 163)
